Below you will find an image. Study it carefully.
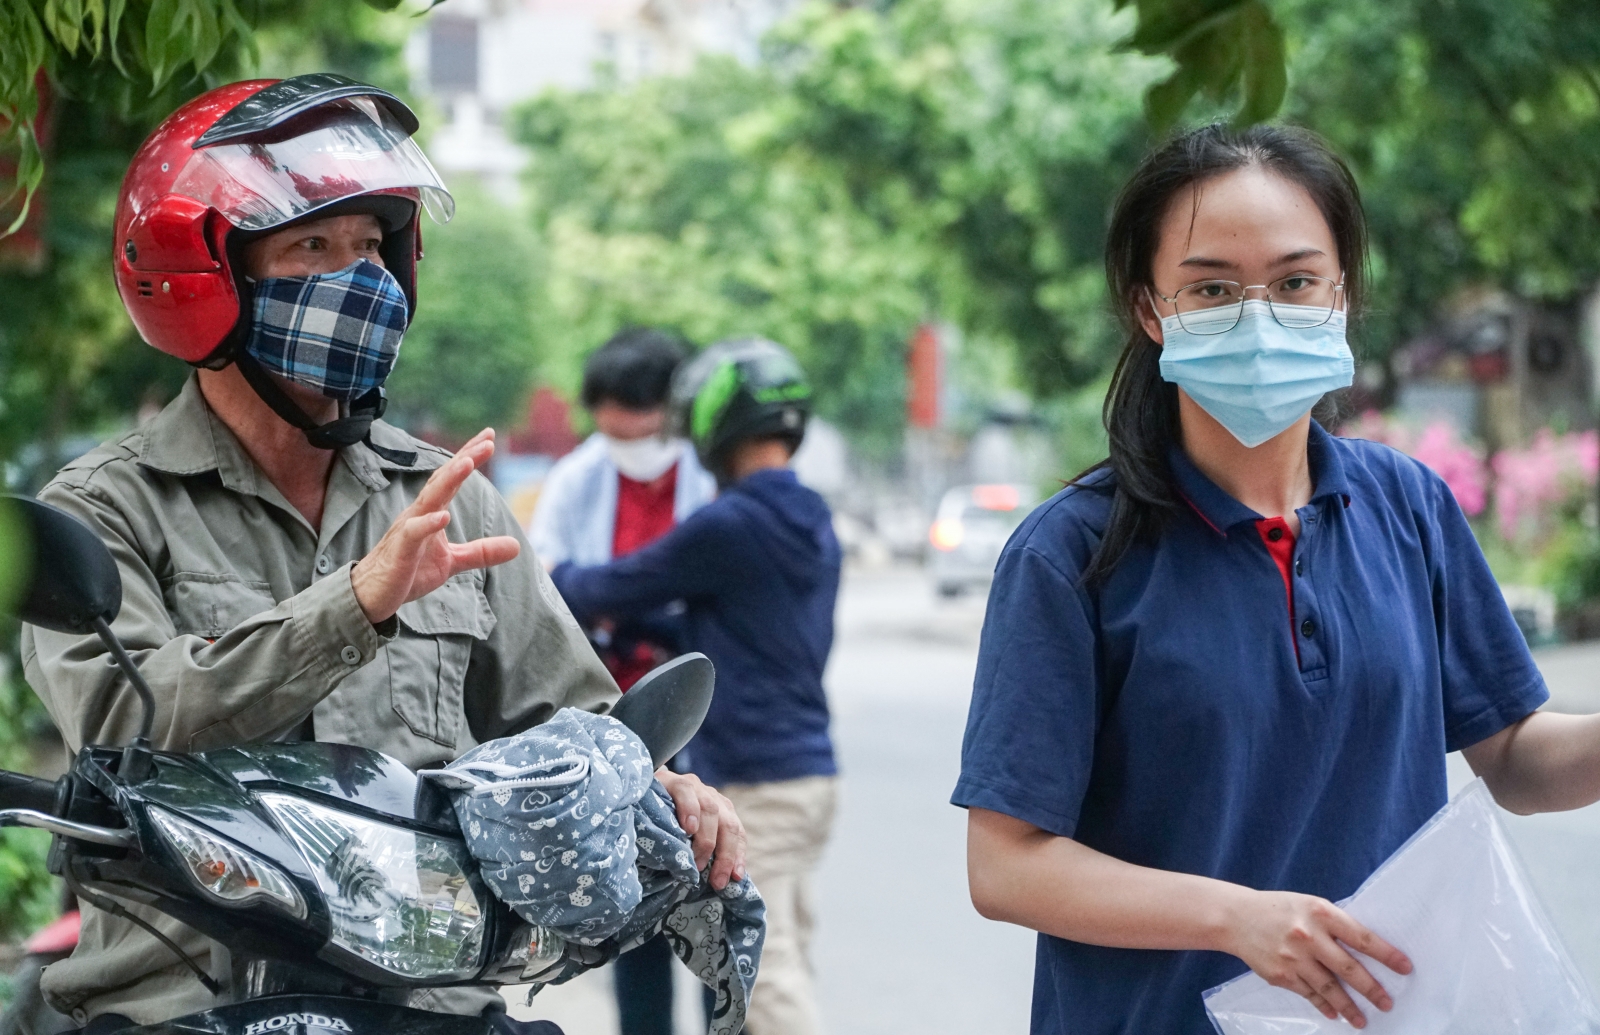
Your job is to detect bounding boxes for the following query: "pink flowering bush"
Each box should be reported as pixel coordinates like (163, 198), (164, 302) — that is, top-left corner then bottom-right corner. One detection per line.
(1342, 412), (1600, 620)
(1491, 429), (1600, 545)
(1340, 411), (1489, 517)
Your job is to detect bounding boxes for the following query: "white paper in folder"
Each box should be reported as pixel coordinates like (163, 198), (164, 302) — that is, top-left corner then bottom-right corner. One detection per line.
(1204, 780), (1600, 1035)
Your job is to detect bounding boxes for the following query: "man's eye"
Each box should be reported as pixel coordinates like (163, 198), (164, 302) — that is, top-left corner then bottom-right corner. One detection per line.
(303, 238), (324, 251)
(1199, 283), (1227, 298)
(1280, 277), (1310, 291)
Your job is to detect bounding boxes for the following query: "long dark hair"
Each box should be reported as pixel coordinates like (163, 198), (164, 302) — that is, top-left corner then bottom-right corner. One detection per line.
(1079, 123), (1368, 586)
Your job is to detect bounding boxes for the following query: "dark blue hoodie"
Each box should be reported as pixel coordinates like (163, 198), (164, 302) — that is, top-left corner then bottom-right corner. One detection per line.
(551, 468), (840, 787)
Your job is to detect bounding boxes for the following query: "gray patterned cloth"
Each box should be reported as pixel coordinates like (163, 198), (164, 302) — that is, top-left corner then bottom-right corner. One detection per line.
(420, 708), (764, 1035)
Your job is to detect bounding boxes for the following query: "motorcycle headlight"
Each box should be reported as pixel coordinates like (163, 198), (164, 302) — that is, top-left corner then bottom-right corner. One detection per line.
(259, 793), (485, 980)
(150, 807), (305, 919)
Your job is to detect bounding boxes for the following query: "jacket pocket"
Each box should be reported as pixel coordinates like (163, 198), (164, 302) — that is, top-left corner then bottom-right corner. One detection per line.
(390, 576), (497, 747)
(162, 572), (277, 640)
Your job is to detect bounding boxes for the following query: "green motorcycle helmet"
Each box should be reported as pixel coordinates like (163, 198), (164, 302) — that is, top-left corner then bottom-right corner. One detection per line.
(672, 337), (813, 484)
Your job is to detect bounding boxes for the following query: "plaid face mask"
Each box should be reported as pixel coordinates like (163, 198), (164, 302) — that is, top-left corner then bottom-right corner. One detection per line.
(244, 258), (409, 401)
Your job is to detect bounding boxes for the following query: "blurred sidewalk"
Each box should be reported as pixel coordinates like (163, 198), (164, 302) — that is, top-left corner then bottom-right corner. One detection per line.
(1535, 640), (1600, 712)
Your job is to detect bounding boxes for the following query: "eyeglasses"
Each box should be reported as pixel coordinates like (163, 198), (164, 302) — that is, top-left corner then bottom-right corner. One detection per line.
(1153, 275), (1345, 334)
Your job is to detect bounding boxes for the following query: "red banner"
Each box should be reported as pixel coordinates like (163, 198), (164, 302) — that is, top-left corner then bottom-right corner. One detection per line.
(907, 322), (942, 429)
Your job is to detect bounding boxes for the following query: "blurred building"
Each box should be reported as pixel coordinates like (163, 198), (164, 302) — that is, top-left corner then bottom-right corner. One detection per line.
(1391, 289), (1597, 450)
(408, 0), (799, 199)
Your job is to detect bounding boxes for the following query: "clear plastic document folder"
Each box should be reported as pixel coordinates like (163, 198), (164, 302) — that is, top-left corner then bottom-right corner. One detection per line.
(1204, 780), (1600, 1034)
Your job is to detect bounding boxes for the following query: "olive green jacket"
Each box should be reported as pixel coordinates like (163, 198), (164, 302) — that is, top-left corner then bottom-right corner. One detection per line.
(21, 375), (618, 1026)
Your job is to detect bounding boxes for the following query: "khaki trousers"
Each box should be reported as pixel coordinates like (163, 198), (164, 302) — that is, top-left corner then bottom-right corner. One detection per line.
(720, 775), (838, 1035)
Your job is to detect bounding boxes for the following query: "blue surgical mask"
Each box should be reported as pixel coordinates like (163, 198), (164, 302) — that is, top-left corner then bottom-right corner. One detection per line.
(244, 258), (409, 401)
(1158, 300), (1353, 448)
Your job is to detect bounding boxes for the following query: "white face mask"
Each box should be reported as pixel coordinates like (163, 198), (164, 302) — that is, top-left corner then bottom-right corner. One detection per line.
(605, 434), (682, 482)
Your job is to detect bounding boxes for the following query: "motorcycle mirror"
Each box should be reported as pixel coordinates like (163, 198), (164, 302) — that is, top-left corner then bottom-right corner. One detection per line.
(609, 653), (715, 769)
(4, 495), (156, 774)
(7, 495), (122, 635)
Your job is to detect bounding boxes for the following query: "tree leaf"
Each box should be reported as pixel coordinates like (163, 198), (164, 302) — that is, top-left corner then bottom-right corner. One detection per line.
(42, 0), (84, 55)
(106, 0), (127, 74)
(144, 0), (180, 90)
(1234, 0), (1286, 125)
(189, 0), (223, 71)
(361, 0), (408, 11)
(1145, 64), (1203, 130)
(2, 127), (44, 237)
(83, 0), (105, 57)
(1124, 0), (1249, 55)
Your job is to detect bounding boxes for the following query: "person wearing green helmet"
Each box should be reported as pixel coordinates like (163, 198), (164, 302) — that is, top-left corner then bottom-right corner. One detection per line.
(552, 338), (841, 1035)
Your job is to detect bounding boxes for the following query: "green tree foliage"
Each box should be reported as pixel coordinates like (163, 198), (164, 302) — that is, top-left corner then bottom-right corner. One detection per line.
(386, 186), (544, 438)
(520, 0), (1600, 432)
(515, 54), (939, 456)
(0, 673), (54, 944)
(515, 0), (1165, 453)
(1282, 0), (1600, 360)
(756, 0), (1166, 394)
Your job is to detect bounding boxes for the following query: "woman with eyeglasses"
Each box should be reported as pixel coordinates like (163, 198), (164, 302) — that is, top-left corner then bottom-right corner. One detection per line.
(954, 123), (1596, 1035)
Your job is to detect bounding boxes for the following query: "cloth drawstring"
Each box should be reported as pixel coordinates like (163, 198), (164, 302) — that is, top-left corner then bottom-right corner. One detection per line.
(233, 349), (418, 466)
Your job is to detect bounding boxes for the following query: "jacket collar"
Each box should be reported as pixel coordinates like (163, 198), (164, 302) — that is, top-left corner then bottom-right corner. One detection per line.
(1168, 420), (1352, 536)
(138, 374), (445, 499)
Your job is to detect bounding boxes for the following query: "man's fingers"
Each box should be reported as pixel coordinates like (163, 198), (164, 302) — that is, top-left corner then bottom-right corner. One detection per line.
(411, 442), (493, 515)
(674, 784), (702, 838)
(410, 455), (475, 516)
(400, 510), (451, 546)
(1328, 911), (1412, 976)
(447, 536), (521, 574)
(692, 796), (720, 872)
(460, 427), (495, 454)
(707, 808), (746, 890)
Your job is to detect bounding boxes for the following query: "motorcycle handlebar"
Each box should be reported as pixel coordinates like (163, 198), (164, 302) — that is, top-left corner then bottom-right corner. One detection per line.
(0, 770), (60, 814)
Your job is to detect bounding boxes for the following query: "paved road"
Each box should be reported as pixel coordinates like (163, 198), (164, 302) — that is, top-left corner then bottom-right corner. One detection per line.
(517, 567), (1600, 1034)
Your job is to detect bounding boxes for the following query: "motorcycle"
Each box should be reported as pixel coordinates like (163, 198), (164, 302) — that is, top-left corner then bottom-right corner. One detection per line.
(0, 495), (716, 1035)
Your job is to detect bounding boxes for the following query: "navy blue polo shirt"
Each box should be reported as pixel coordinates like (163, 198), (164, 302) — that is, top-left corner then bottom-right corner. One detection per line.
(951, 421), (1548, 1035)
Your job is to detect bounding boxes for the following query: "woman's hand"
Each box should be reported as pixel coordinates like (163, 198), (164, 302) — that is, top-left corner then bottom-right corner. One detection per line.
(1223, 890), (1412, 1029)
(656, 768), (747, 890)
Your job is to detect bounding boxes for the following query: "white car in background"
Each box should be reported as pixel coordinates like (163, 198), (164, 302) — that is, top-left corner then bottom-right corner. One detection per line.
(927, 483), (1039, 597)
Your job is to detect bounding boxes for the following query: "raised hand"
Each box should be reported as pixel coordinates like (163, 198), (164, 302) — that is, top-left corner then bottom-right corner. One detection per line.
(351, 429), (521, 625)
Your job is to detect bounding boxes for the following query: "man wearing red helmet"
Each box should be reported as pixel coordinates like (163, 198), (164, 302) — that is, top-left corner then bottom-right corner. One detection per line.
(18, 75), (744, 1032)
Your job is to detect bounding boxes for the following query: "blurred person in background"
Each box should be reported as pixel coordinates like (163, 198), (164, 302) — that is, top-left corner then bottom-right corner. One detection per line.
(552, 338), (841, 1035)
(529, 328), (716, 1034)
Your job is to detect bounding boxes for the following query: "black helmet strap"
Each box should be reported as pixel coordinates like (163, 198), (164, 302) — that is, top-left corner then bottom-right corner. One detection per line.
(232, 349), (417, 466)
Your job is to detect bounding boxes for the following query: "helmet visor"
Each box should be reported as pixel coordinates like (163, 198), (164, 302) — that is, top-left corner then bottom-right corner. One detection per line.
(171, 96), (454, 232)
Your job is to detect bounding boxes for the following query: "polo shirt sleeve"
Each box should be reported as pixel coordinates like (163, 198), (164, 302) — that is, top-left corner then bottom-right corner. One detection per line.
(1422, 467), (1550, 751)
(951, 532), (1100, 838)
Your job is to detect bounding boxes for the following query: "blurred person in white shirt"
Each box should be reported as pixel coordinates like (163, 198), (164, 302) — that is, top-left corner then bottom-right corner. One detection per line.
(527, 327), (716, 1034)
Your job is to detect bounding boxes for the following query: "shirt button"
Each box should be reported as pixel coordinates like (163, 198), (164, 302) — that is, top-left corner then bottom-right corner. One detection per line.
(1300, 618), (1317, 639)
(1295, 558), (1304, 577)
(1267, 527), (1284, 542)
(340, 645), (362, 665)
(316, 554), (333, 575)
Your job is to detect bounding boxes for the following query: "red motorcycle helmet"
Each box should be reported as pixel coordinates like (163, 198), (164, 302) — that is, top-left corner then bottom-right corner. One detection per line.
(113, 73), (454, 368)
